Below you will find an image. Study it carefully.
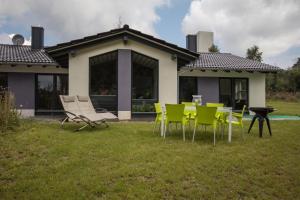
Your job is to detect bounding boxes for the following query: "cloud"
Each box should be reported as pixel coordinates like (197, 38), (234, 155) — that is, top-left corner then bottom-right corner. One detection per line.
(0, 0), (170, 44)
(182, 0), (300, 68)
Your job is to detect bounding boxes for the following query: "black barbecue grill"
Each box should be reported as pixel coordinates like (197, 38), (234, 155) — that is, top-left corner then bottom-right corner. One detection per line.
(248, 107), (275, 137)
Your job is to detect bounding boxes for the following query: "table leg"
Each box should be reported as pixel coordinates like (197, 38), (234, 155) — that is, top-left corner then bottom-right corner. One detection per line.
(161, 111), (164, 137)
(228, 110), (232, 143)
(247, 115), (257, 134)
(265, 117), (272, 136)
(258, 117), (264, 137)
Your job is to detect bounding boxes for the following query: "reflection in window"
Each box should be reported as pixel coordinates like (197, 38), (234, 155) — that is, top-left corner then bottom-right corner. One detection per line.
(219, 78), (248, 110)
(0, 73), (8, 90)
(132, 52), (158, 113)
(36, 74), (68, 114)
(90, 51), (117, 112)
(234, 79), (248, 110)
(219, 78), (232, 107)
(179, 77), (198, 103)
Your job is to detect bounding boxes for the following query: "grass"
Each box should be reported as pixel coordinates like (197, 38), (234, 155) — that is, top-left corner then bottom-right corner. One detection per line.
(266, 100), (300, 116)
(1, 120), (300, 199)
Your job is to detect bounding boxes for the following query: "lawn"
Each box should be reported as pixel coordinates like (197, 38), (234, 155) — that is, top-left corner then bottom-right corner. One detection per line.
(1, 120), (300, 199)
(267, 100), (300, 116)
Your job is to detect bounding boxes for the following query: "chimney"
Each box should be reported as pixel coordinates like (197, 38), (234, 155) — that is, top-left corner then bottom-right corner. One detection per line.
(186, 31), (214, 53)
(186, 34), (197, 52)
(31, 26), (44, 49)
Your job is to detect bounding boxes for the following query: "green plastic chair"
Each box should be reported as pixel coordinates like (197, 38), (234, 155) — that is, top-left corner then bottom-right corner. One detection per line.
(181, 102), (196, 120)
(206, 102), (225, 129)
(165, 104), (189, 141)
(153, 103), (163, 133)
(193, 106), (218, 145)
(206, 103), (224, 107)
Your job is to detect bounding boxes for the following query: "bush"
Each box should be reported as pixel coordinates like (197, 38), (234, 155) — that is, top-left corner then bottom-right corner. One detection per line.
(0, 90), (20, 133)
(266, 91), (300, 102)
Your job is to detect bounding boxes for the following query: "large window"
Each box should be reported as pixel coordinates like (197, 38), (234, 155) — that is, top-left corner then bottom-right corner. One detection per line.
(90, 51), (117, 112)
(179, 77), (198, 103)
(35, 74), (68, 115)
(132, 52), (158, 113)
(219, 78), (248, 110)
(0, 73), (8, 90)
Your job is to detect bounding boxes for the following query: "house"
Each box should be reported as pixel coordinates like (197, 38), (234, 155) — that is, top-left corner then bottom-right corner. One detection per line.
(0, 25), (280, 120)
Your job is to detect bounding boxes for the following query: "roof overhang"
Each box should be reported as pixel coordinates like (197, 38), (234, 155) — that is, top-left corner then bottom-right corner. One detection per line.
(46, 28), (198, 61)
(178, 66), (281, 74)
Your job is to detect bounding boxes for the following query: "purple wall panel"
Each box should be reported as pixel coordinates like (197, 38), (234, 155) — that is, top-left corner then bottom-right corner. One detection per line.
(197, 77), (219, 104)
(8, 73), (35, 109)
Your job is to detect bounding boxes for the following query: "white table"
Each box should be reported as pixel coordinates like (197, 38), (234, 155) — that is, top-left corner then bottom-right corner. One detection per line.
(160, 105), (233, 143)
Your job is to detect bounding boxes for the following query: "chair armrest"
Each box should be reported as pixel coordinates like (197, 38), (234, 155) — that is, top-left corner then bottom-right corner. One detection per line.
(232, 112), (243, 118)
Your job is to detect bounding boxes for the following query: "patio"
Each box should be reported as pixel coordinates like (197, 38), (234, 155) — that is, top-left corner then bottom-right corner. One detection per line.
(1, 120), (299, 199)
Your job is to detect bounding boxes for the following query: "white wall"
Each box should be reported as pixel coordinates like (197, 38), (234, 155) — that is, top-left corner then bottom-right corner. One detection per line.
(69, 39), (178, 106)
(179, 70), (266, 107)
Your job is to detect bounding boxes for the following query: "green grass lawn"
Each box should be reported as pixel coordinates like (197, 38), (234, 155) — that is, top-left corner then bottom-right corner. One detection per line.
(267, 100), (300, 116)
(1, 120), (300, 199)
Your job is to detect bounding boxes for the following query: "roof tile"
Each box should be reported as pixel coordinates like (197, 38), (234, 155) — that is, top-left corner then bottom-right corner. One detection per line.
(185, 53), (280, 72)
(0, 44), (58, 65)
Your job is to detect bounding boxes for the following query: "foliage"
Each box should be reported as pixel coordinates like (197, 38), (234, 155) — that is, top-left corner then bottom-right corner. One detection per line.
(292, 57), (300, 69)
(132, 102), (154, 112)
(1, 121), (300, 199)
(266, 63), (300, 98)
(208, 44), (220, 53)
(0, 90), (20, 133)
(246, 45), (263, 62)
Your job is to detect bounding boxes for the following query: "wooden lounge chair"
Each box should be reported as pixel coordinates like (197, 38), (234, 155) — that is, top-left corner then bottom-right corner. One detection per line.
(59, 95), (117, 131)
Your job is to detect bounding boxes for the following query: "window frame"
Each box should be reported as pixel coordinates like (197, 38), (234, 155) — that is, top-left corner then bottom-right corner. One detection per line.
(218, 77), (249, 110)
(89, 50), (118, 113)
(131, 51), (159, 115)
(35, 73), (68, 115)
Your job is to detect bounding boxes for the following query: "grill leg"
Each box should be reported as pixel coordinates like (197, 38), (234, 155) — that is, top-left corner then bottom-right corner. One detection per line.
(258, 117), (264, 137)
(248, 115), (257, 134)
(265, 117), (272, 136)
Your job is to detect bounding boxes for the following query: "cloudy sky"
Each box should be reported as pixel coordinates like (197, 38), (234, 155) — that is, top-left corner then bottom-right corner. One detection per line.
(0, 0), (299, 68)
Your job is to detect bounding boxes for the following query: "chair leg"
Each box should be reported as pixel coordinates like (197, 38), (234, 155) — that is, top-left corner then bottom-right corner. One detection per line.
(192, 124), (197, 143)
(76, 123), (89, 131)
(164, 122), (168, 139)
(61, 117), (68, 127)
(221, 124), (224, 139)
(183, 125), (186, 141)
(153, 120), (157, 134)
(213, 128), (216, 146)
(102, 120), (109, 128)
(241, 123), (244, 140)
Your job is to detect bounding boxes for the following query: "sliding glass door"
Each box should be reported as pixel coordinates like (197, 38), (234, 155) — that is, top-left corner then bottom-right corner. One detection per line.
(89, 51), (117, 113)
(132, 52), (158, 114)
(35, 74), (68, 115)
(219, 78), (248, 110)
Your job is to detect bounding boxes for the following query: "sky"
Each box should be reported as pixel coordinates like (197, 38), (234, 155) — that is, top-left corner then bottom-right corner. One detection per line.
(0, 0), (299, 68)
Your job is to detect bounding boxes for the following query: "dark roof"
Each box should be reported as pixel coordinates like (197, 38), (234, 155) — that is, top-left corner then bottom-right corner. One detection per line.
(184, 53), (281, 72)
(0, 44), (58, 65)
(46, 24), (198, 60)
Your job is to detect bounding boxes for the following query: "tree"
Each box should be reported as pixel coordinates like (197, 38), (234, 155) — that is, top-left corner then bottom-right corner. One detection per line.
(246, 45), (263, 62)
(292, 57), (300, 69)
(208, 44), (220, 53)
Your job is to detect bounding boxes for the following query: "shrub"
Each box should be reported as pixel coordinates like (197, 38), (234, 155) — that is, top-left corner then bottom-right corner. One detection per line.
(0, 89), (20, 133)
